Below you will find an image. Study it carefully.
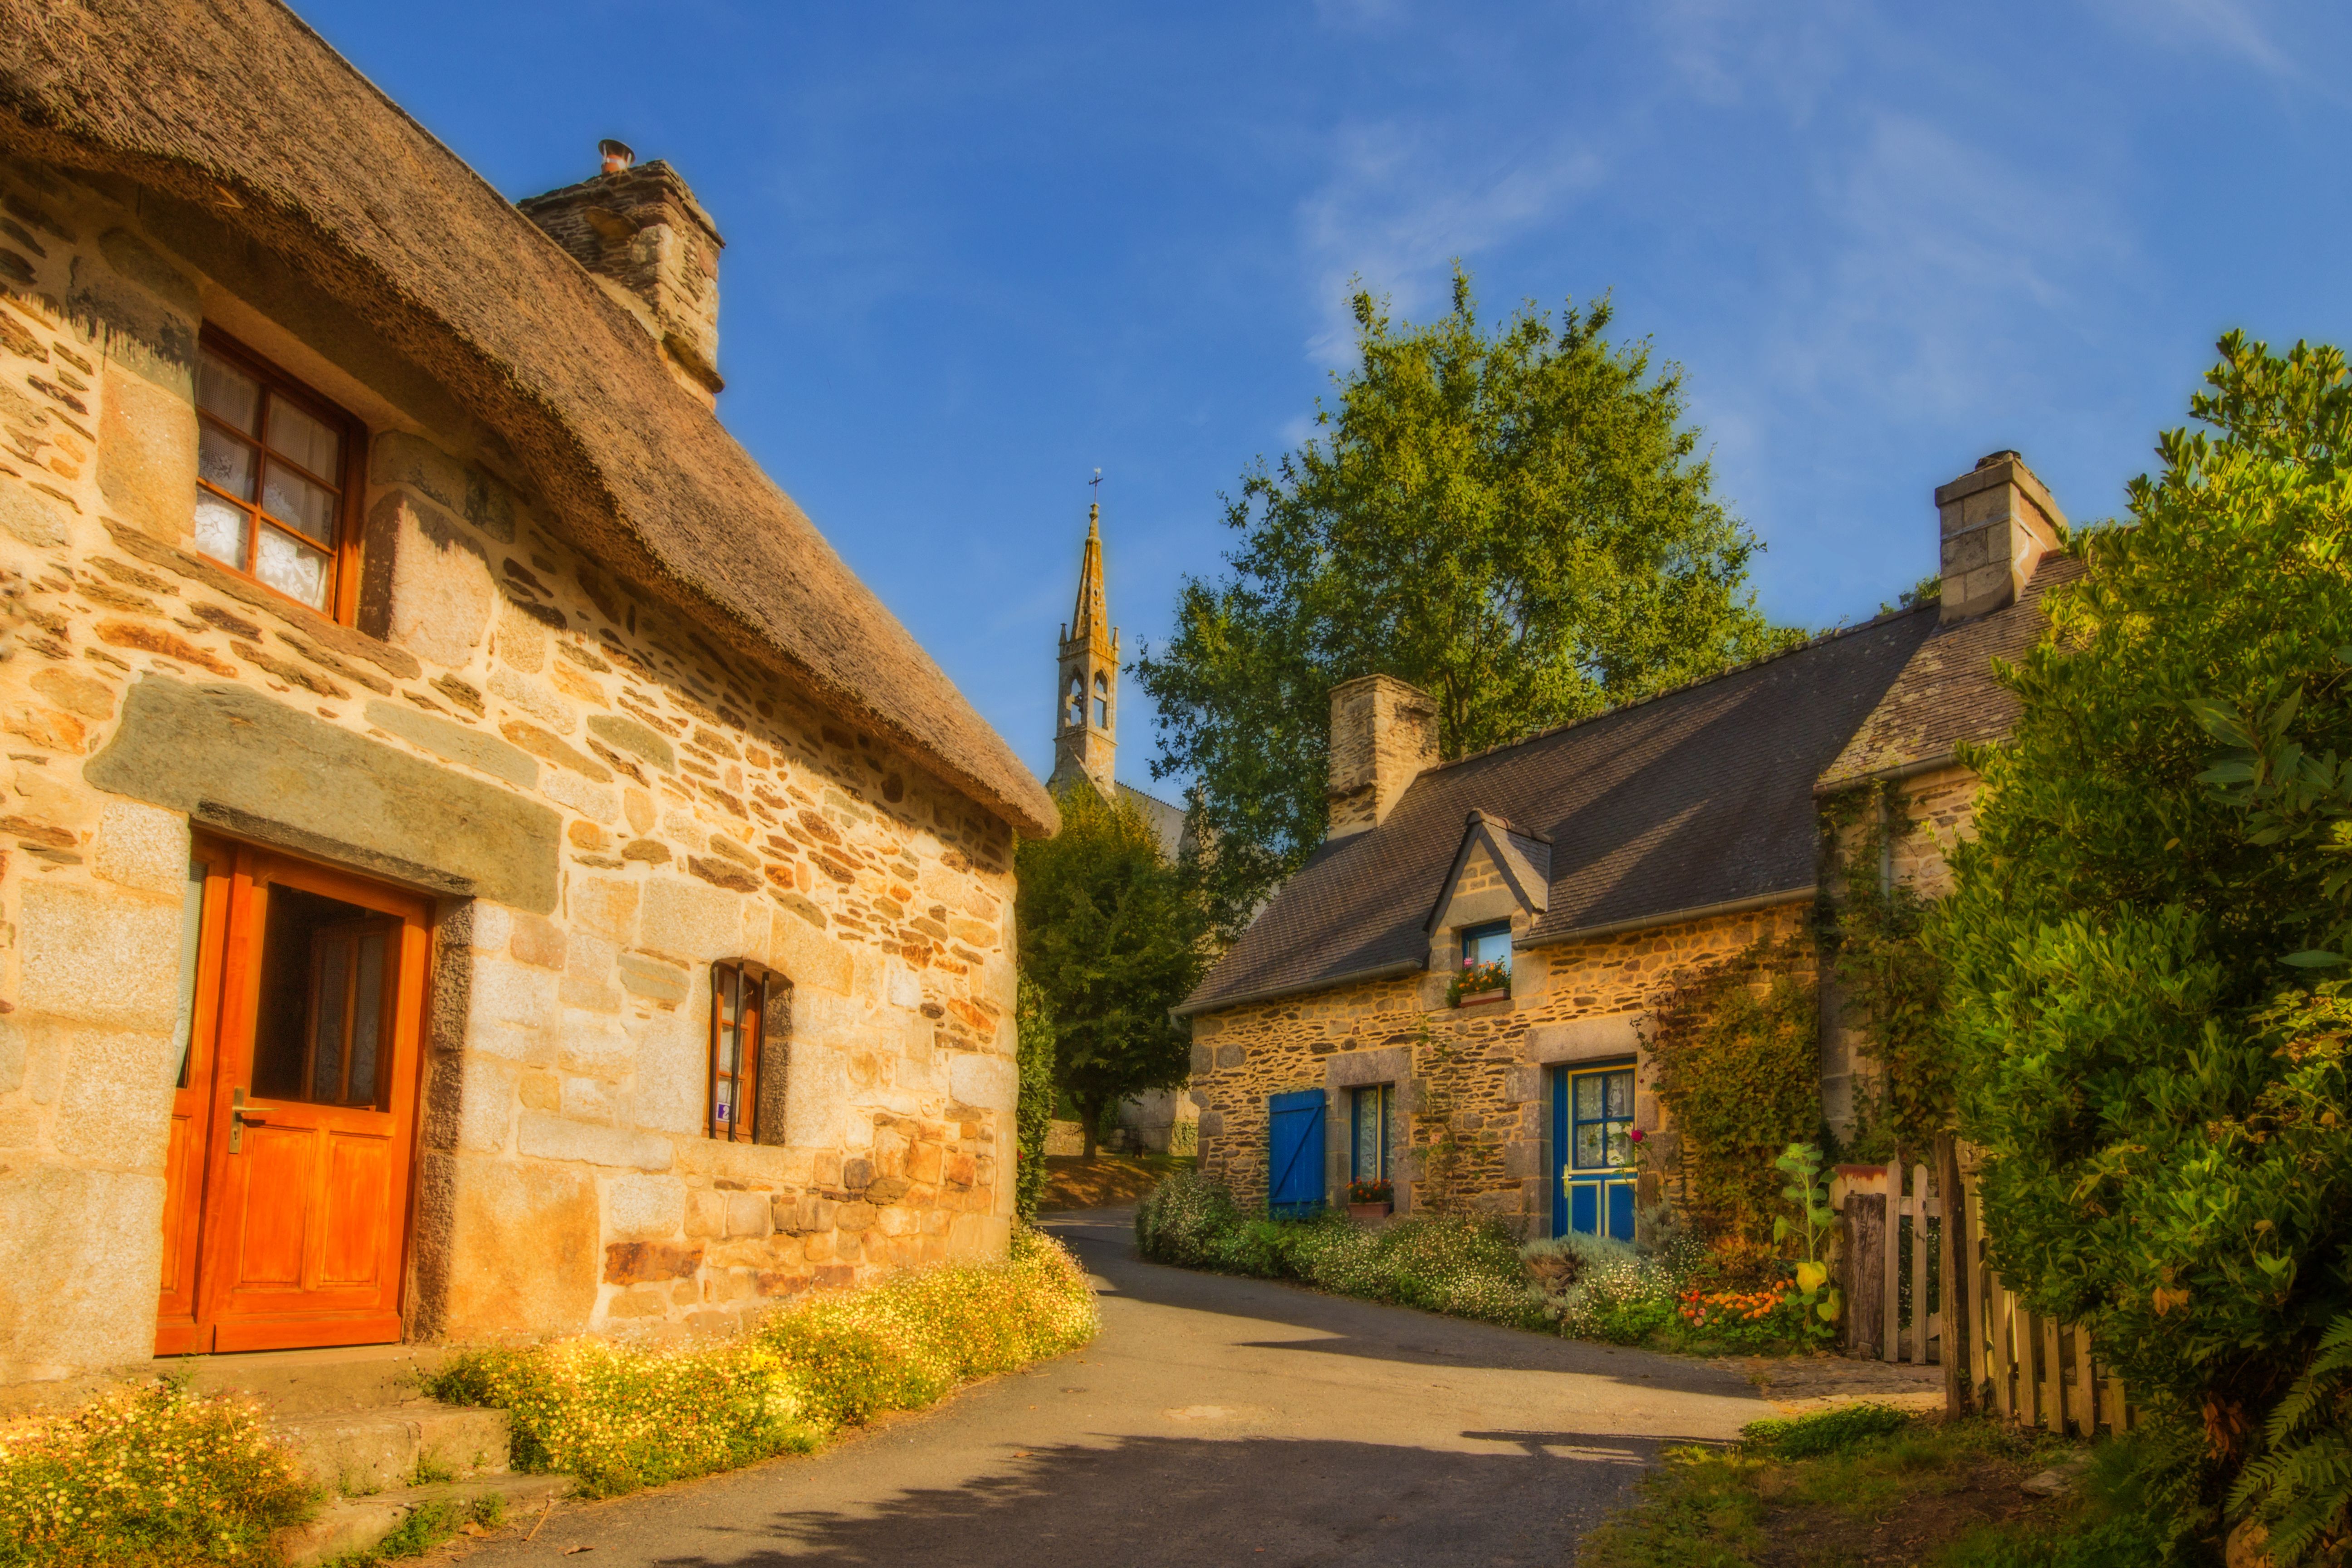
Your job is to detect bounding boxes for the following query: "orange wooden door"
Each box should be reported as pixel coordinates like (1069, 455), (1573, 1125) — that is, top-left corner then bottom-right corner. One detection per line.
(155, 838), (235, 1355)
(159, 843), (430, 1354)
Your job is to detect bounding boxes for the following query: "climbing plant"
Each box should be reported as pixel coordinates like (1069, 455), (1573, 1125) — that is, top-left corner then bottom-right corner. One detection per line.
(1640, 934), (1819, 1240)
(1820, 784), (1955, 1156)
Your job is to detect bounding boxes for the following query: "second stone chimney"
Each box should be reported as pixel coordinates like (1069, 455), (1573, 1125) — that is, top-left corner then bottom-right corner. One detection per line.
(1935, 451), (2065, 623)
(519, 145), (726, 408)
(1327, 674), (1438, 840)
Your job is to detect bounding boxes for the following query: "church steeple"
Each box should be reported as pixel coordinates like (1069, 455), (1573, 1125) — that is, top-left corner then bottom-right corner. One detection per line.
(1049, 501), (1119, 799)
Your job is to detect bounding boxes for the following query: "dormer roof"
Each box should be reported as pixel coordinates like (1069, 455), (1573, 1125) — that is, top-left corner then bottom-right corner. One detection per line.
(1424, 810), (1552, 933)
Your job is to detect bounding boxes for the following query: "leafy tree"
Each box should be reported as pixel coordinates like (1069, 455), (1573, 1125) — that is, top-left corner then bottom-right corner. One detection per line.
(1013, 972), (1056, 1222)
(1936, 334), (2352, 1558)
(1136, 268), (1793, 934)
(1016, 784), (1208, 1157)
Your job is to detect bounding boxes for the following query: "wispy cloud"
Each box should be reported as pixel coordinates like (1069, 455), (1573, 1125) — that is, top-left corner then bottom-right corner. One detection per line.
(1294, 121), (1605, 366)
(2092, 0), (2294, 78)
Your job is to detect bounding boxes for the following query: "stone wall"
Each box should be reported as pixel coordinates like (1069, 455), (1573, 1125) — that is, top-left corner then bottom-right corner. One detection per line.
(0, 158), (1018, 1383)
(1188, 903), (1812, 1233)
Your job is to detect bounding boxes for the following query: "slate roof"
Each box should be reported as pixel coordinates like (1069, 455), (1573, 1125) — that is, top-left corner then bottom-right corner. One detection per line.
(1117, 782), (1190, 864)
(1179, 609), (1940, 1015)
(0, 0), (1055, 836)
(1814, 555), (2082, 793)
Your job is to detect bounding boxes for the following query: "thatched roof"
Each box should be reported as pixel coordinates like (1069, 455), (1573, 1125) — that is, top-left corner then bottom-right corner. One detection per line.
(0, 0), (1057, 837)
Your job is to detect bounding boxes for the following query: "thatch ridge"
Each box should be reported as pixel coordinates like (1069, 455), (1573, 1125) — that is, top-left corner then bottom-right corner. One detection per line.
(0, 0), (1058, 837)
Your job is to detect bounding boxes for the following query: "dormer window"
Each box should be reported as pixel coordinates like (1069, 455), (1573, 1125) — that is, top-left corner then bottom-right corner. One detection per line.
(1460, 920), (1512, 975)
(193, 331), (362, 618)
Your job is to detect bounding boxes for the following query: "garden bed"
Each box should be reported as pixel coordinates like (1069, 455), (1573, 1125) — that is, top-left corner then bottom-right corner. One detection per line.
(1135, 1170), (1840, 1357)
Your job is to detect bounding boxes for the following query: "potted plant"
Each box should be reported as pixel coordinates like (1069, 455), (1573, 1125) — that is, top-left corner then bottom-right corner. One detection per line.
(1446, 958), (1511, 1008)
(1346, 1178), (1394, 1219)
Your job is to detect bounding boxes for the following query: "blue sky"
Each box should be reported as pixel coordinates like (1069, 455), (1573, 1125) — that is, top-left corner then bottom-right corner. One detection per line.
(302, 0), (2352, 799)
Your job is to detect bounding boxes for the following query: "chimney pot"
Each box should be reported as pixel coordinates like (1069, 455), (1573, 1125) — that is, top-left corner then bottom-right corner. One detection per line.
(598, 138), (635, 175)
(1933, 451), (2065, 624)
(1327, 674), (1438, 840)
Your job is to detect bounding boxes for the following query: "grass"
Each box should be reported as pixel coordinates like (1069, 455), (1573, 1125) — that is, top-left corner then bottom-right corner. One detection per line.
(428, 1224), (1100, 1497)
(322, 1491), (505, 1567)
(1576, 1404), (2171, 1568)
(0, 1377), (317, 1568)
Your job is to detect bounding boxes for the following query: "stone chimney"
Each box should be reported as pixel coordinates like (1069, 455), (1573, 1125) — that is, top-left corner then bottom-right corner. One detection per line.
(1327, 674), (1438, 840)
(519, 143), (725, 408)
(1935, 450), (2065, 624)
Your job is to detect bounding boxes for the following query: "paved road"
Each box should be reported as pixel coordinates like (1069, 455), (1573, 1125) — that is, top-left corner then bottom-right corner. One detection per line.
(463, 1210), (1767, 1567)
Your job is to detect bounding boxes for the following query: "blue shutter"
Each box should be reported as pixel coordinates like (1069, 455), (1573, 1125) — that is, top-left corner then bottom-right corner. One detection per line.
(1266, 1090), (1326, 1217)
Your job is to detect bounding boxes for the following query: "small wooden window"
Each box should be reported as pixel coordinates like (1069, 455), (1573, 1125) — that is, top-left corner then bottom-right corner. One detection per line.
(193, 329), (364, 620)
(709, 959), (779, 1142)
(1460, 919), (1513, 975)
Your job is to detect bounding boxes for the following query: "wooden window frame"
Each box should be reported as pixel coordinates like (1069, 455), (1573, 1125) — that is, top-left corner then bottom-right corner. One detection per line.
(193, 326), (368, 625)
(709, 959), (781, 1142)
(1460, 918), (1513, 975)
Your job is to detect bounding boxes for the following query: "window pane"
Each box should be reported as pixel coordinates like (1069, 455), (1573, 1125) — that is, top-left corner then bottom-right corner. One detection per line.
(198, 422), (257, 500)
(348, 932), (385, 1106)
(1463, 924), (1511, 970)
(1605, 1124), (1632, 1167)
(197, 352), (260, 434)
(1573, 1074), (1600, 1119)
(260, 461), (337, 545)
(255, 526), (332, 610)
(1604, 1072), (1633, 1119)
(265, 395), (342, 480)
(310, 935), (348, 1103)
(194, 489), (251, 569)
(1575, 1122), (1603, 1167)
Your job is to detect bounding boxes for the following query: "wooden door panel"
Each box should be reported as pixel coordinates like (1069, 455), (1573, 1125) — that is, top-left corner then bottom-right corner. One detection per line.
(158, 1107), (200, 1301)
(320, 1131), (391, 1288)
(233, 1122), (317, 1288)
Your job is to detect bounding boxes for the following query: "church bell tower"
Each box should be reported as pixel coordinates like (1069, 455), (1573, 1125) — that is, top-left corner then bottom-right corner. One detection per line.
(1049, 503), (1118, 799)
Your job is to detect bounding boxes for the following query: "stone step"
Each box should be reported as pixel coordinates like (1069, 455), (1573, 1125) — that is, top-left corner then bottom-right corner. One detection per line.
(276, 1470), (573, 1568)
(274, 1401), (513, 1497)
(173, 1342), (455, 1417)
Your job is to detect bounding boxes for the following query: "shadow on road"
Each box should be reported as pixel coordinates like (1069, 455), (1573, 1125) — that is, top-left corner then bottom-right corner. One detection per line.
(626, 1430), (1700, 1567)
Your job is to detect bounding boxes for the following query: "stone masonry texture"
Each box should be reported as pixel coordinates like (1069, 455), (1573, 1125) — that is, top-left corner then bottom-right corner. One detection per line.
(0, 158), (1018, 1385)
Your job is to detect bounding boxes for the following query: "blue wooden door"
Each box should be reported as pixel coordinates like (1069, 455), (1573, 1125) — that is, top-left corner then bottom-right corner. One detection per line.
(1267, 1090), (1326, 1217)
(1552, 1064), (1637, 1241)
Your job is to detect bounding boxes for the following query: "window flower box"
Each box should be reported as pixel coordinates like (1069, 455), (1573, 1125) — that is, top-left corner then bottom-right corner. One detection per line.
(1346, 1179), (1393, 1220)
(1446, 957), (1511, 1008)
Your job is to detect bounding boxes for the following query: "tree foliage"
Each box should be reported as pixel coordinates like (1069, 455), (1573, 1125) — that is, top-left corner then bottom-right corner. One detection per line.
(1136, 269), (1795, 934)
(1824, 784), (1955, 1157)
(1015, 784), (1207, 1156)
(1935, 334), (2352, 1558)
(1013, 972), (1056, 1223)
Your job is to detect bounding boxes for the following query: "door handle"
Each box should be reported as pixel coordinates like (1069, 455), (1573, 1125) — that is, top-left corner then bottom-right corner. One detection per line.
(228, 1088), (265, 1152)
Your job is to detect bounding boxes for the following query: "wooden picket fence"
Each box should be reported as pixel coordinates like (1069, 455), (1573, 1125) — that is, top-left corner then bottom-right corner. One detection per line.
(1836, 1136), (2132, 1434)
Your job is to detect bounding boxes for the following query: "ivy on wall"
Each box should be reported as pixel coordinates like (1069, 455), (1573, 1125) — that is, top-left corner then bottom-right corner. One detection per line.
(1641, 934), (1820, 1240)
(1821, 782), (1955, 1158)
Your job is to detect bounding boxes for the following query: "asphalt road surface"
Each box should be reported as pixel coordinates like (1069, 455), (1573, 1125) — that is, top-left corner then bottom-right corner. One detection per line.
(461, 1208), (1767, 1567)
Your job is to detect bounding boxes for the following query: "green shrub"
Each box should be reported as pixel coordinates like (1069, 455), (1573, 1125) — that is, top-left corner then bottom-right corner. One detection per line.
(1936, 334), (2352, 1558)
(0, 1378), (316, 1568)
(1527, 1231), (1694, 1345)
(432, 1225), (1098, 1497)
(1741, 1403), (1911, 1459)
(1134, 1167), (1246, 1266)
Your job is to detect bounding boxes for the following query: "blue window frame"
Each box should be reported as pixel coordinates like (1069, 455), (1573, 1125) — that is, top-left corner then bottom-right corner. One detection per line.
(1550, 1062), (1637, 1241)
(1460, 920), (1512, 974)
(1349, 1083), (1391, 1183)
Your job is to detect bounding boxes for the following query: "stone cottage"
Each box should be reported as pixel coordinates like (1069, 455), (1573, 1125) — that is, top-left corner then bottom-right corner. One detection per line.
(0, 0), (1058, 1390)
(1179, 451), (2076, 1237)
